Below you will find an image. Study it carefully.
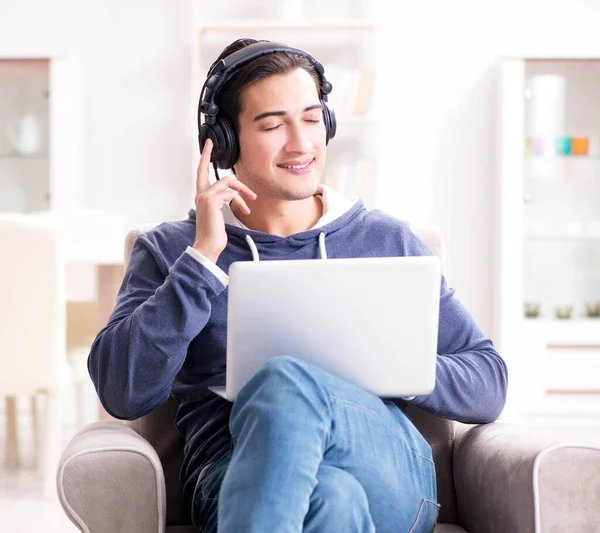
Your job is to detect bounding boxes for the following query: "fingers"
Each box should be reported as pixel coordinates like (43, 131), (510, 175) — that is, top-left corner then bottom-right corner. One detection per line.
(196, 138), (213, 193)
(195, 163), (257, 215)
(211, 175), (257, 201)
(230, 192), (252, 215)
(210, 188), (252, 214)
(218, 189), (249, 213)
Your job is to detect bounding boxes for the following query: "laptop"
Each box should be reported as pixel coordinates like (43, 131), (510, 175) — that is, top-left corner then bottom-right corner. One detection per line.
(208, 255), (441, 402)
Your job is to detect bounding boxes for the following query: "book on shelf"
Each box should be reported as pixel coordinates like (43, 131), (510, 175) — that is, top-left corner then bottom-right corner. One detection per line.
(325, 66), (376, 118)
(353, 69), (376, 116)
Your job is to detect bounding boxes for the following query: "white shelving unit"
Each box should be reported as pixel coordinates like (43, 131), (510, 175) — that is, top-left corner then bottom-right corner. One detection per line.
(198, 19), (377, 32)
(191, 1), (379, 206)
(498, 58), (600, 419)
(0, 55), (83, 213)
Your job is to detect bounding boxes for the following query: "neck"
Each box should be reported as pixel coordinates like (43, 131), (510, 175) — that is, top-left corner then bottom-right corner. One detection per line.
(232, 195), (322, 237)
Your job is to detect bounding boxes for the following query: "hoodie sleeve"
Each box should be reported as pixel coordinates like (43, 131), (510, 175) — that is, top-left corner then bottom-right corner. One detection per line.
(402, 227), (508, 424)
(88, 234), (227, 420)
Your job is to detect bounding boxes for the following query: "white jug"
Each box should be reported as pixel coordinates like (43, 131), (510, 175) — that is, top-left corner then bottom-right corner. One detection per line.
(7, 112), (42, 156)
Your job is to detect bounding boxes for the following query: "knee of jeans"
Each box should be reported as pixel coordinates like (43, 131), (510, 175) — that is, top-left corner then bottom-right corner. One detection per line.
(232, 356), (306, 415)
(261, 355), (307, 373)
(250, 355), (314, 389)
(231, 356), (327, 434)
(310, 467), (370, 516)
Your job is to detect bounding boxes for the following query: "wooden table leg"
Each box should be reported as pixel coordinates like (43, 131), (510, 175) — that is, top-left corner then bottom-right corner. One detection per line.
(96, 264), (124, 421)
(5, 395), (19, 469)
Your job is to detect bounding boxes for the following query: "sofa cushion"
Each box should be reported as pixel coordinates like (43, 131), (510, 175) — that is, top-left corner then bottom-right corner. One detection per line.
(405, 405), (457, 524)
(434, 524), (468, 533)
(131, 399), (189, 526)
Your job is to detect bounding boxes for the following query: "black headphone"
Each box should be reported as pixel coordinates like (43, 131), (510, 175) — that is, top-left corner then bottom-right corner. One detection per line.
(198, 41), (337, 171)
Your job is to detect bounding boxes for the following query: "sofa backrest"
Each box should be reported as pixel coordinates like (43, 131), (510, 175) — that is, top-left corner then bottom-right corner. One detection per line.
(126, 222), (458, 525)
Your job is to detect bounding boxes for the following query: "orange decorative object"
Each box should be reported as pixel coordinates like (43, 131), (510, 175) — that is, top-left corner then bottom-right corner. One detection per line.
(571, 137), (589, 155)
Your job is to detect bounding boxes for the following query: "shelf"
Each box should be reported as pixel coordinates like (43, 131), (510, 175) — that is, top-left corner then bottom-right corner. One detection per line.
(525, 155), (600, 160)
(0, 59), (49, 76)
(523, 319), (600, 345)
(199, 18), (377, 33)
(0, 153), (49, 160)
(525, 234), (600, 242)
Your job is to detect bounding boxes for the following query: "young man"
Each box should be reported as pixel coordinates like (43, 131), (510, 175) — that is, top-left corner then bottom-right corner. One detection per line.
(88, 38), (508, 533)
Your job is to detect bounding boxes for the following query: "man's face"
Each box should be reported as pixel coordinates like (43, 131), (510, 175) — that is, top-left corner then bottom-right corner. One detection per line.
(234, 68), (327, 201)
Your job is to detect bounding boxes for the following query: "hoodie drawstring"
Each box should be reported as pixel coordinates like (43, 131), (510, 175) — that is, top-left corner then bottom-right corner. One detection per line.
(318, 232), (328, 260)
(245, 234), (260, 262)
(244, 232), (328, 261)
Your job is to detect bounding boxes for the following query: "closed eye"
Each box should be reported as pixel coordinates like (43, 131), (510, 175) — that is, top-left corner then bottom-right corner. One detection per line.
(264, 119), (320, 131)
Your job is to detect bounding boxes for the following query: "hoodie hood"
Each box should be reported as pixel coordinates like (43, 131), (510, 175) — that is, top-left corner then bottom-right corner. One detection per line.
(220, 184), (357, 231)
(187, 185), (366, 261)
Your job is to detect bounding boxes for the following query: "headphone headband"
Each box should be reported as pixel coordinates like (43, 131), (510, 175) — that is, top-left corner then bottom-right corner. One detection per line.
(199, 42), (332, 126)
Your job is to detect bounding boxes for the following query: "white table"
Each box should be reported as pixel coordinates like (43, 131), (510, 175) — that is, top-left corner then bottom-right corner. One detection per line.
(5, 209), (125, 469)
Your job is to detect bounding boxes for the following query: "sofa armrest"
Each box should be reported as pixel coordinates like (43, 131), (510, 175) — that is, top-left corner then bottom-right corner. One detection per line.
(453, 422), (600, 533)
(57, 421), (167, 533)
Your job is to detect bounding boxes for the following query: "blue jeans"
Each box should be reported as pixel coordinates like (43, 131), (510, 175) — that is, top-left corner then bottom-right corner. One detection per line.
(192, 356), (440, 532)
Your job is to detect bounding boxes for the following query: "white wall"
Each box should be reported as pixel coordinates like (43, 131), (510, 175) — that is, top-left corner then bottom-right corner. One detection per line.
(0, 0), (195, 227)
(3, 0), (600, 336)
(375, 0), (600, 336)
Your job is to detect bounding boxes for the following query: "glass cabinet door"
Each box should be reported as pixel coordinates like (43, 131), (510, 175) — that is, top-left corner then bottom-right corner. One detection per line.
(0, 59), (50, 212)
(523, 59), (600, 323)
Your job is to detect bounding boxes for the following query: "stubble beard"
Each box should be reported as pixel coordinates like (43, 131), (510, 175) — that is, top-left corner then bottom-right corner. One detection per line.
(243, 167), (323, 201)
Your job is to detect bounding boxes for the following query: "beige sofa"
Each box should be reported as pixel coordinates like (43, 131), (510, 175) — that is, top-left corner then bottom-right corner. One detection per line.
(56, 225), (600, 532)
(57, 399), (600, 532)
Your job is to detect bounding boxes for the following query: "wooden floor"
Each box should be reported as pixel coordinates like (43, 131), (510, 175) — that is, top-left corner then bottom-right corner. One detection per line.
(0, 381), (95, 532)
(0, 417), (79, 532)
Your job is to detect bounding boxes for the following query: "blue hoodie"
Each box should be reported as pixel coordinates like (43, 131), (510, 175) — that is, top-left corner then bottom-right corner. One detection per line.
(88, 189), (507, 511)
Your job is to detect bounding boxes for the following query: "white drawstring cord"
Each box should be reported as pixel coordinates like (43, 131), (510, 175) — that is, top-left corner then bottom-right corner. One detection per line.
(318, 232), (327, 260)
(245, 235), (260, 262)
(245, 232), (328, 261)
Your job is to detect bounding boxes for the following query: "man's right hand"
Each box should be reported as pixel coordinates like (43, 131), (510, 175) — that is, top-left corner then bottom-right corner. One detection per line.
(193, 139), (257, 264)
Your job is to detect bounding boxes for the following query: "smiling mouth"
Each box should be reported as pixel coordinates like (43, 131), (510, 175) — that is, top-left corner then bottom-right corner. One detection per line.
(277, 159), (315, 172)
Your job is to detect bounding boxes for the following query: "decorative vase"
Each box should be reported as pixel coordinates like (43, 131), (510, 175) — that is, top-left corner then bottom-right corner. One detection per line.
(6, 111), (42, 156)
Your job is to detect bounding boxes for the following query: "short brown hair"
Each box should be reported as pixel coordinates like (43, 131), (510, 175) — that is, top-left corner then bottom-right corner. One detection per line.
(209, 38), (322, 131)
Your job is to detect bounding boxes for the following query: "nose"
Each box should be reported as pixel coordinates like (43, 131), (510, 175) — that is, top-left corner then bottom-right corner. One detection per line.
(284, 121), (313, 153)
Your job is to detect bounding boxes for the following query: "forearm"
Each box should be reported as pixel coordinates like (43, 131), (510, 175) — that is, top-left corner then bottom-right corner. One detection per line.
(411, 343), (508, 423)
(89, 244), (226, 420)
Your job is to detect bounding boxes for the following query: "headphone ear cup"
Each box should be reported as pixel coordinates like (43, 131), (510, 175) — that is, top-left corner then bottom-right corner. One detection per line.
(322, 102), (337, 144)
(199, 122), (226, 167)
(219, 115), (239, 169)
(198, 123), (212, 154)
(201, 117), (238, 170)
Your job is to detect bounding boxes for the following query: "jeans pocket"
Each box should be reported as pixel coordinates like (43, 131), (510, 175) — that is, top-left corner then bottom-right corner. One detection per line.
(407, 499), (441, 533)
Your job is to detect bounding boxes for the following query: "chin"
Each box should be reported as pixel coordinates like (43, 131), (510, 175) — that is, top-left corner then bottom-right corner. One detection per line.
(263, 169), (320, 200)
(279, 187), (319, 201)
(267, 181), (320, 201)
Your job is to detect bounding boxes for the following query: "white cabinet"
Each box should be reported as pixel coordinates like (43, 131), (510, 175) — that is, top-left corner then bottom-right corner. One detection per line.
(191, 1), (379, 206)
(0, 56), (125, 306)
(498, 58), (600, 418)
(0, 56), (82, 213)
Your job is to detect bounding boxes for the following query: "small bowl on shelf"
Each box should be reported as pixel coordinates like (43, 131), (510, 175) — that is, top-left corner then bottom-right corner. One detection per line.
(585, 302), (600, 318)
(554, 305), (573, 320)
(524, 302), (541, 318)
